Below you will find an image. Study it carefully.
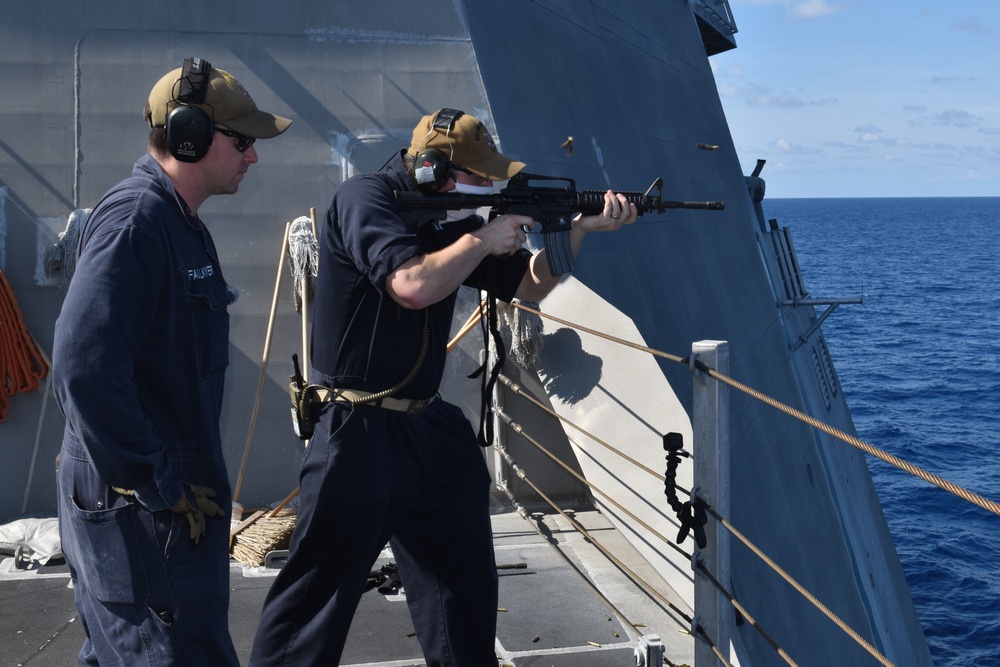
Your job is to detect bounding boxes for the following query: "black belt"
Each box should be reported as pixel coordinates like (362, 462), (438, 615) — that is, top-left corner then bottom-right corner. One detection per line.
(312, 386), (436, 415)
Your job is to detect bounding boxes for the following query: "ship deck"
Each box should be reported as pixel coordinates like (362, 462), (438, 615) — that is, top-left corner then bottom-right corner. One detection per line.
(2, 506), (694, 666)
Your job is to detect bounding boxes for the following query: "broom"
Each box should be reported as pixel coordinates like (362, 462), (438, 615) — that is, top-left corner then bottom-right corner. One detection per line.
(231, 487), (300, 567)
(231, 221), (290, 523)
(230, 212), (319, 567)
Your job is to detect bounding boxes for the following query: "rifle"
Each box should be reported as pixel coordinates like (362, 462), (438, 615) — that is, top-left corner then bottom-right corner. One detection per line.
(396, 172), (724, 275)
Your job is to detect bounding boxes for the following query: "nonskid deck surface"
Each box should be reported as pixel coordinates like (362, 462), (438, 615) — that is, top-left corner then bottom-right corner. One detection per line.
(1, 509), (693, 666)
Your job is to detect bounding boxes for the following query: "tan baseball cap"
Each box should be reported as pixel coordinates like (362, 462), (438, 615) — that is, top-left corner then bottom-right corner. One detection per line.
(408, 109), (524, 181)
(148, 65), (292, 138)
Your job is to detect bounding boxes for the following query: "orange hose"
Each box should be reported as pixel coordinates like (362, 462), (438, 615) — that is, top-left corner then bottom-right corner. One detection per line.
(0, 269), (49, 422)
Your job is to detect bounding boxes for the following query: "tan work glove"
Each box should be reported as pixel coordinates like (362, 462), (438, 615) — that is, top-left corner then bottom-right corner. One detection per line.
(112, 484), (224, 544)
(171, 484), (225, 545)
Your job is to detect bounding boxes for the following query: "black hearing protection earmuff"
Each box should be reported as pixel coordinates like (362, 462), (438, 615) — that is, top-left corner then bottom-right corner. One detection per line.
(166, 57), (214, 163)
(414, 108), (464, 193)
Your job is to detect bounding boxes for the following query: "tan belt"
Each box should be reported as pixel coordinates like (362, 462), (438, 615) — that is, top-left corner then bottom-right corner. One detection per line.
(312, 386), (436, 415)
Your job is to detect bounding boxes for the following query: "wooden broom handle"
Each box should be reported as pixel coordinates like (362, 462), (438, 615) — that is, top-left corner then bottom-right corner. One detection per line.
(233, 221), (291, 503)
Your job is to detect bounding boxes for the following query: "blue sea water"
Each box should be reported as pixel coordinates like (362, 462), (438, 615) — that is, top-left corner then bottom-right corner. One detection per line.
(760, 197), (1000, 667)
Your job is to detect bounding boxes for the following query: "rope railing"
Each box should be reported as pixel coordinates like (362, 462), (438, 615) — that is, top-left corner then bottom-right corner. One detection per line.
(694, 558), (798, 667)
(494, 478), (646, 638)
(493, 405), (691, 562)
(509, 301), (1000, 518)
(492, 438), (695, 638)
(496, 367), (889, 666)
(492, 400), (798, 665)
(701, 504), (893, 667)
(489, 301), (976, 665)
(497, 373), (679, 489)
(495, 470), (704, 667)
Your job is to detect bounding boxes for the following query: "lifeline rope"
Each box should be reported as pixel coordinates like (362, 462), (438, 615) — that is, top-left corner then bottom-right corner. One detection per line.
(495, 480), (645, 637)
(701, 503), (894, 667)
(494, 442), (694, 633)
(498, 476), (704, 667)
(696, 360), (1000, 517)
(494, 405), (691, 562)
(694, 559), (798, 667)
(0, 269), (49, 422)
(499, 399), (889, 667)
(496, 402), (803, 667)
(498, 372), (673, 485)
(497, 301), (964, 664)
(510, 302), (1000, 518)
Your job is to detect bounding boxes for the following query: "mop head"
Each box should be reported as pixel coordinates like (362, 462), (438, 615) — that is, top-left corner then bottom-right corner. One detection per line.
(287, 216), (318, 312)
(231, 508), (297, 568)
(41, 208), (89, 287)
(497, 299), (543, 369)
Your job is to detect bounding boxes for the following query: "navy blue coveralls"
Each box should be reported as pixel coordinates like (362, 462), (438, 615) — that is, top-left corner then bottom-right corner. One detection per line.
(52, 153), (239, 666)
(250, 150), (530, 666)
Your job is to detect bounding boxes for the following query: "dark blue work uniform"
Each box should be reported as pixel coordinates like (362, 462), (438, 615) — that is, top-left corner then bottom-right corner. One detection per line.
(250, 150), (530, 666)
(52, 153), (239, 666)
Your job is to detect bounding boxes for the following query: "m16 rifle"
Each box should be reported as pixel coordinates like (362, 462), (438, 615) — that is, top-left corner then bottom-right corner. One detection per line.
(396, 172), (724, 275)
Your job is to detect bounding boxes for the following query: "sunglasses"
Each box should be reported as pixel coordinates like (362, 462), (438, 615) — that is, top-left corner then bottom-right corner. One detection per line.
(214, 126), (256, 152)
(451, 165), (491, 184)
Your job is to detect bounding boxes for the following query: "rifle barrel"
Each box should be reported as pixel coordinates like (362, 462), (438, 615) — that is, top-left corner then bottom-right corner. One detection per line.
(660, 200), (726, 211)
(578, 189), (724, 214)
(396, 188), (725, 214)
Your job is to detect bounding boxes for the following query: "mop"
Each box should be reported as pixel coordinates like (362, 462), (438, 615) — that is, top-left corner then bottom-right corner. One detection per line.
(231, 213), (317, 567)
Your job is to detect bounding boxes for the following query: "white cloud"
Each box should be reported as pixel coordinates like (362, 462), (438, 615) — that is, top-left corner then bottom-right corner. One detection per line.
(710, 61), (744, 78)
(717, 82), (742, 98)
(789, 0), (836, 19)
(823, 140), (868, 153)
(853, 126), (908, 147)
(930, 75), (977, 84)
(934, 109), (983, 128)
(728, 83), (837, 108)
(749, 92), (806, 107)
(914, 141), (958, 151)
(951, 17), (990, 34)
(853, 124), (882, 134)
(769, 138), (822, 155)
(732, 0), (839, 19)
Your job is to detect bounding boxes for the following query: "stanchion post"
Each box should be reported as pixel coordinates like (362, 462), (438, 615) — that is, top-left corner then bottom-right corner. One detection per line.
(692, 340), (731, 665)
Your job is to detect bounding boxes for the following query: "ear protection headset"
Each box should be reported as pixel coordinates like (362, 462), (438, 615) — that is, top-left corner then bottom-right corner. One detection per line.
(165, 57), (214, 163)
(413, 108), (464, 193)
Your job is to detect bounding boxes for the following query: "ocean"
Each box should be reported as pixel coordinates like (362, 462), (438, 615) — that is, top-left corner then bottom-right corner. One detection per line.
(760, 197), (1000, 667)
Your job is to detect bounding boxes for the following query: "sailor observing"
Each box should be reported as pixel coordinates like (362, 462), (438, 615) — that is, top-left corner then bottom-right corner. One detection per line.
(51, 58), (290, 666)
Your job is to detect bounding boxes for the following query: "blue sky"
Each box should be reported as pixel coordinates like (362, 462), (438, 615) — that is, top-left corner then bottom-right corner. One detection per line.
(710, 0), (1000, 198)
